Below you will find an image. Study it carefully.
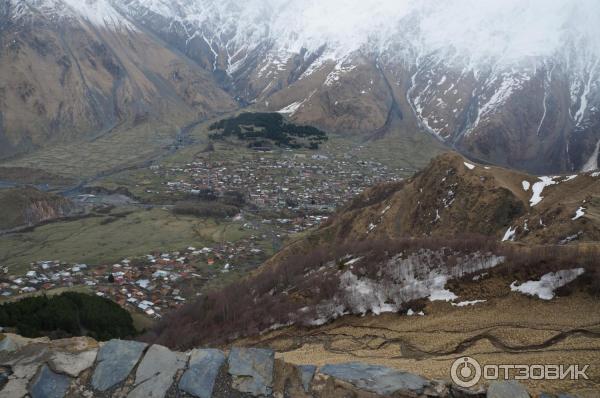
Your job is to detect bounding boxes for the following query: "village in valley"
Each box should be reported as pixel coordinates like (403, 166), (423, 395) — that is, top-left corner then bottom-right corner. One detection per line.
(155, 149), (406, 215)
(0, 146), (412, 322)
(0, 240), (268, 320)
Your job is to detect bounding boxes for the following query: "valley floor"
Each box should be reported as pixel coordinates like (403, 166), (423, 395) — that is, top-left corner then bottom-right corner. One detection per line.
(239, 292), (600, 396)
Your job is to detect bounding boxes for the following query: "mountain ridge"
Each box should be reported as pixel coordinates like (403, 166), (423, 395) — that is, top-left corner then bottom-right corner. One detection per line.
(1, 0), (600, 174)
(261, 152), (600, 271)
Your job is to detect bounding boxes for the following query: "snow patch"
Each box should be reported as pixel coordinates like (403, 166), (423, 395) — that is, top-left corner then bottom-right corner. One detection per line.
(313, 250), (505, 320)
(510, 268), (585, 300)
(278, 101), (304, 115)
(502, 226), (517, 242)
(451, 300), (486, 307)
(428, 275), (458, 302)
(572, 207), (586, 220)
(530, 176), (558, 206)
(463, 162), (476, 170)
(522, 181), (530, 191)
(582, 139), (600, 172)
(344, 256), (363, 266)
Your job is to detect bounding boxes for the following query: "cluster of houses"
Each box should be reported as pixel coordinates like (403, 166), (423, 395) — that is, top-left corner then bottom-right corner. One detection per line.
(155, 151), (404, 225)
(0, 149), (409, 320)
(0, 239), (268, 319)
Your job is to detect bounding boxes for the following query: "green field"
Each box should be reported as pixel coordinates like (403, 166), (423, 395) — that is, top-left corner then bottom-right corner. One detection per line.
(0, 110), (445, 278)
(0, 206), (257, 274)
(0, 121), (179, 180)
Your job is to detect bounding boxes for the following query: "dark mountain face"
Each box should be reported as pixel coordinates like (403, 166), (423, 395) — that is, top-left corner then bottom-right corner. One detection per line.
(2, 0), (599, 175)
(0, 0), (236, 159)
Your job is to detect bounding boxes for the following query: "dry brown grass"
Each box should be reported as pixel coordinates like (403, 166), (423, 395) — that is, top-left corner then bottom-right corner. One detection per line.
(140, 236), (600, 350)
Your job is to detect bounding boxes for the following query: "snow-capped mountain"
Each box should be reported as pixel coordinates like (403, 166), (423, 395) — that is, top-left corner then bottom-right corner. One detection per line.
(2, 0), (600, 173)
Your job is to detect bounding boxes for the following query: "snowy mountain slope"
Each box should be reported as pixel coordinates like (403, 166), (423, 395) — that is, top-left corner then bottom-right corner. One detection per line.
(2, 0), (600, 173)
(104, 0), (600, 173)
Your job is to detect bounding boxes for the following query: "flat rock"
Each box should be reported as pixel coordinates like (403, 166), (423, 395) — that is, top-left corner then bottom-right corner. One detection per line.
(487, 381), (529, 398)
(297, 365), (316, 392)
(228, 347), (274, 397)
(29, 364), (71, 398)
(179, 349), (226, 398)
(49, 350), (97, 378)
(128, 344), (186, 398)
(319, 362), (430, 396)
(91, 340), (147, 392)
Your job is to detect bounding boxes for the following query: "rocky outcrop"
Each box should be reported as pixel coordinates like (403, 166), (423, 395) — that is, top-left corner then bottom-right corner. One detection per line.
(0, 187), (78, 231)
(0, 333), (580, 398)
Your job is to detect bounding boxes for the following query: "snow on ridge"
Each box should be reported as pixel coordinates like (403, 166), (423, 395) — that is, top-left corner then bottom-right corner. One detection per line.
(522, 181), (531, 191)
(15, 0), (600, 144)
(324, 61), (357, 86)
(51, 0), (600, 75)
(510, 268), (585, 300)
(24, 0), (136, 29)
(463, 162), (475, 170)
(530, 176), (558, 206)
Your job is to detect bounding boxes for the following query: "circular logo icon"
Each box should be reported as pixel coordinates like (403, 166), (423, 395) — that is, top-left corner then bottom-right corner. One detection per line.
(451, 357), (482, 388)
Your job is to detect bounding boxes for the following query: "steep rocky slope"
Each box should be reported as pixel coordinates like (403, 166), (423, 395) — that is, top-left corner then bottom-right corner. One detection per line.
(0, 187), (77, 230)
(0, 0), (236, 159)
